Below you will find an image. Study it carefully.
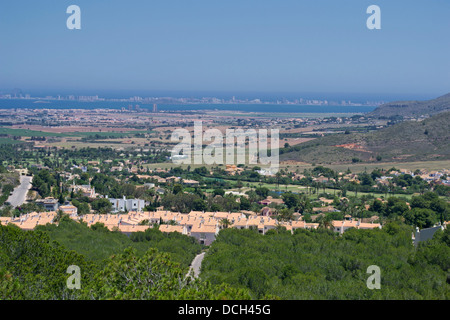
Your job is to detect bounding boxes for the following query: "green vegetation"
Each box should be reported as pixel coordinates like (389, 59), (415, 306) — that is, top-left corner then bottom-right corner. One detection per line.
(0, 138), (24, 145)
(0, 127), (146, 138)
(369, 93), (450, 118)
(368, 192), (449, 227)
(280, 111), (450, 164)
(35, 216), (203, 269)
(0, 223), (250, 300)
(0, 223), (94, 299)
(200, 223), (450, 299)
(31, 168), (57, 198)
(0, 167), (20, 207)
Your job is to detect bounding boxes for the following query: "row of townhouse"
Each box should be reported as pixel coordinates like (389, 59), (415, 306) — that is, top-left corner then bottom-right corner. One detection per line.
(331, 220), (382, 234)
(73, 210), (223, 245)
(0, 209), (383, 246)
(0, 212), (57, 230)
(68, 211), (282, 244)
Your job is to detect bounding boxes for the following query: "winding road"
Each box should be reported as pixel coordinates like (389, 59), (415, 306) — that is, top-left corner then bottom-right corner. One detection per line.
(5, 175), (33, 207)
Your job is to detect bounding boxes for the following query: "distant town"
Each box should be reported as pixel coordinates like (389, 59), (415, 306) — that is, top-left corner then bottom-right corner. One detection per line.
(0, 90), (385, 107)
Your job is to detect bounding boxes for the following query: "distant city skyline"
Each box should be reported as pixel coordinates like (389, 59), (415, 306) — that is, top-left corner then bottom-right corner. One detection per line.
(0, 89), (384, 106)
(1, 1), (449, 97)
(0, 87), (444, 107)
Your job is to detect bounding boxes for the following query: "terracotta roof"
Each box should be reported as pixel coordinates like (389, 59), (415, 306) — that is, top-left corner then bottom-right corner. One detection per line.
(0, 217), (12, 225)
(292, 221), (306, 228)
(159, 225), (184, 233)
(332, 220), (344, 227)
(358, 223), (381, 229)
(115, 225), (151, 233)
(60, 205), (77, 209)
(191, 223), (218, 234)
(213, 212), (229, 219)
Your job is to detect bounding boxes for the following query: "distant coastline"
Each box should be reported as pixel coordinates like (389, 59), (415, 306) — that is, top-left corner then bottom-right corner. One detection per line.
(0, 99), (377, 114)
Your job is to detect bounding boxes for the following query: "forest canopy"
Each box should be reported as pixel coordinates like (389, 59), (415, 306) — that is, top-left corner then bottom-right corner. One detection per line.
(200, 223), (450, 299)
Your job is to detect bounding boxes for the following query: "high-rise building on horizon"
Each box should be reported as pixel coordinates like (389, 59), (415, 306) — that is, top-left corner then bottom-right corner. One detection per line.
(153, 104), (158, 113)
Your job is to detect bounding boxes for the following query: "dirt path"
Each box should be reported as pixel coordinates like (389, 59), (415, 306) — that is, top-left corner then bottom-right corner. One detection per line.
(186, 251), (207, 279)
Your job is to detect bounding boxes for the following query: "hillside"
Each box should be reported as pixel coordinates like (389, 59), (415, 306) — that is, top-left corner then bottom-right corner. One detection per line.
(35, 217), (204, 269)
(200, 226), (450, 299)
(369, 93), (450, 118)
(280, 111), (450, 164)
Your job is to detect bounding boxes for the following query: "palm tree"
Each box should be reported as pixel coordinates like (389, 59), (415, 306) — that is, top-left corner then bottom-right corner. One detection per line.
(219, 218), (231, 229)
(275, 172), (282, 191)
(318, 215), (332, 230)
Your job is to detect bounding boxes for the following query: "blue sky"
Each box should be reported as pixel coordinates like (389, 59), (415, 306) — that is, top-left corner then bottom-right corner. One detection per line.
(0, 0), (449, 99)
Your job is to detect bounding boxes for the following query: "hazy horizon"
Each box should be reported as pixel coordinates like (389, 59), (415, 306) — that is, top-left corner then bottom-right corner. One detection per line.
(0, 88), (444, 104)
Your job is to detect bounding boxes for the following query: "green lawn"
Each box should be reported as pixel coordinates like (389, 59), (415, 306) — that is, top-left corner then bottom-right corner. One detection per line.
(0, 137), (25, 144)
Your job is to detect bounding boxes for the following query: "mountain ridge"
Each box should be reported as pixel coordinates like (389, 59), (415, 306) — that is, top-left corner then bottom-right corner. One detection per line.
(369, 93), (450, 118)
(280, 110), (450, 164)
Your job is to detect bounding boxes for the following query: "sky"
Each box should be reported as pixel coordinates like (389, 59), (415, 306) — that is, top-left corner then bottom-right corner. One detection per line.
(0, 0), (449, 100)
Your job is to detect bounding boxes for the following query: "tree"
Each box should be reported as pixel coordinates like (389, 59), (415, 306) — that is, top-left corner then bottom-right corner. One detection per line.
(192, 198), (207, 212)
(162, 193), (200, 213)
(58, 193), (65, 205)
(213, 188), (225, 197)
(239, 196), (251, 211)
(281, 192), (299, 210)
(91, 198), (112, 214)
(370, 199), (385, 215)
(255, 187), (269, 199)
(277, 208), (294, 221)
(219, 218), (231, 229)
(173, 184), (183, 195)
(359, 172), (374, 187)
(32, 169), (56, 198)
(71, 199), (90, 215)
(318, 215), (333, 230)
(404, 208), (437, 229)
(275, 172), (282, 190)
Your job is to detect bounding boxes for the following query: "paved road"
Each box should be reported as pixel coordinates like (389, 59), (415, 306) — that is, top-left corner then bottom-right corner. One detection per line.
(187, 252), (206, 279)
(6, 175), (33, 207)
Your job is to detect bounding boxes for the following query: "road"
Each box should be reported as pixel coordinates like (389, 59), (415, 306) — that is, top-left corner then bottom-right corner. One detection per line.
(186, 251), (206, 279)
(6, 175), (33, 207)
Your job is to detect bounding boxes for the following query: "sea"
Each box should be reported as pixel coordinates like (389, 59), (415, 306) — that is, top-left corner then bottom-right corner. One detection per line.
(0, 99), (377, 114)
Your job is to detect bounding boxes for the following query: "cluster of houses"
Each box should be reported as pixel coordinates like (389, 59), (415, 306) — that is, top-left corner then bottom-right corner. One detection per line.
(284, 169), (450, 188)
(0, 208), (383, 246)
(392, 169), (450, 186)
(69, 184), (98, 198)
(134, 174), (199, 186)
(34, 193), (147, 214)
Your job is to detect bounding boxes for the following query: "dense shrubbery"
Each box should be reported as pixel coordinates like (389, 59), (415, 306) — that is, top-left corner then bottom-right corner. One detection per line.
(31, 169), (57, 198)
(129, 227), (205, 268)
(0, 183), (14, 207)
(1, 209), (449, 300)
(0, 222), (250, 300)
(35, 216), (203, 269)
(369, 192), (449, 228)
(0, 170), (20, 207)
(200, 224), (450, 299)
(0, 223), (95, 299)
